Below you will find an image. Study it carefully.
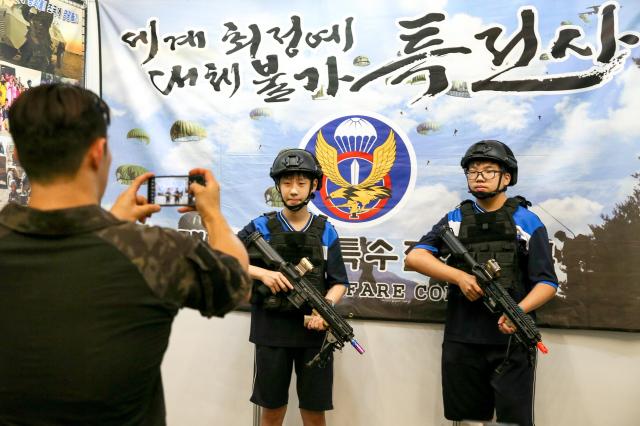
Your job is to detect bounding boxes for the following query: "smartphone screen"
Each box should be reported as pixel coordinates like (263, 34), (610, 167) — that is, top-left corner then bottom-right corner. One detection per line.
(148, 175), (194, 206)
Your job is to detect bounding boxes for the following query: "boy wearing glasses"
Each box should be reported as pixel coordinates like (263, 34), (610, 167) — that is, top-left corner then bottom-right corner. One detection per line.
(405, 140), (557, 426)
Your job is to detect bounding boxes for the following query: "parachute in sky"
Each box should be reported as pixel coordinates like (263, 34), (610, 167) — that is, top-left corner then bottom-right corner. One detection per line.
(353, 55), (371, 67)
(407, 74), (427, 85)
(170, 120), (207, 142)
(446, 80), (471, 98)
(126, 128), (150, 145)
(416, 121), (441, 135)
(311, 85), (327, 100)
(115, 164), (148, 184)
(249, 108), (272, 120)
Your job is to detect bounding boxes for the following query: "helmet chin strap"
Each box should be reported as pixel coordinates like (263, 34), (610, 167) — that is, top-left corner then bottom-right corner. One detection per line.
(284, 200), (308, 212)
(469, 187), (507, 199)
(468, 174), (507, 199)
(279, 187), (316, 212)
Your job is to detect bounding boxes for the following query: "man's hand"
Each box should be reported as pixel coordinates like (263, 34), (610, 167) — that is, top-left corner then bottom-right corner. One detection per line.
(456, 271), (484, 301)
(177, 168), (220, 219)
(260, 270), (293, 294)
(110, 172), (160, 223)
(498, 314), (517, 334)
(178, 168), (249, 271)
(305, 310), (328, 331)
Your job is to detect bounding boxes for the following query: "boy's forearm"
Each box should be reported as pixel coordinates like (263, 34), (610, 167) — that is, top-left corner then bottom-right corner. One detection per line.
(248, 265), (269, 281)
(325, 284), (347, 305)
(518, 283), (557, 313)
(405, 248), (464, 286)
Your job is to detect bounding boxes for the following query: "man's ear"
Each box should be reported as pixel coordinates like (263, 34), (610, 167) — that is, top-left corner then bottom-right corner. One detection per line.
(87, 137), (107, 170)
(312, 178), (318, 192)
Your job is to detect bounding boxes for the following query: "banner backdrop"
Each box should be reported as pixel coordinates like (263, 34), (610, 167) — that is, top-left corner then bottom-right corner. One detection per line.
(0, 0), (87, 205)
(97, 0), (640, 331)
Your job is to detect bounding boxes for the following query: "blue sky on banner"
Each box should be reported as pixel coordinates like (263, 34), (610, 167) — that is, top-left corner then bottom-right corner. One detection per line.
(99, 0), (640, 260)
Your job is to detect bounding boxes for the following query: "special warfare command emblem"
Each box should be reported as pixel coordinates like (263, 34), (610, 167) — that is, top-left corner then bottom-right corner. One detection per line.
(301, 114), (416, 227)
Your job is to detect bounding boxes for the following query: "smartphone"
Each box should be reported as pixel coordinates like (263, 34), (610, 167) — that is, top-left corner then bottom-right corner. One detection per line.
(147, 174), (204, 206)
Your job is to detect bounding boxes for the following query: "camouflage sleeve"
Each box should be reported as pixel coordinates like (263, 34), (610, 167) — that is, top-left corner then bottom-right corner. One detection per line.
(96, 223), (250, 317)
(181, 239), (252, 317)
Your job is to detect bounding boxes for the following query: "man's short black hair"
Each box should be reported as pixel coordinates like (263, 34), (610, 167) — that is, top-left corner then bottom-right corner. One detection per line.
(8, 83), (110, 182)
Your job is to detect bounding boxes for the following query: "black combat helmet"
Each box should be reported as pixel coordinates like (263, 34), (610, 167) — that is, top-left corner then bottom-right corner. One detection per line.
(461, 140), (518, 186)
(270, 149), (323, 191)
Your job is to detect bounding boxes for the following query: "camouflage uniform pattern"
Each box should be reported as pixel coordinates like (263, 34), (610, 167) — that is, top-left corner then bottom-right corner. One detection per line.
(0, 203), (250, 424)
(0, 203), (250, 317)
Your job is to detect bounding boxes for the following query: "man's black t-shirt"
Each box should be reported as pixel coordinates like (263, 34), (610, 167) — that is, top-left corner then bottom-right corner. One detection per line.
(0, 204), (250, 425)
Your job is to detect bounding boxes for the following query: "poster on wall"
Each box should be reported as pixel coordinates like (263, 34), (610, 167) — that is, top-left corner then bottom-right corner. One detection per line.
(97, 0), (640, 331)
(0, 0), (87, 206)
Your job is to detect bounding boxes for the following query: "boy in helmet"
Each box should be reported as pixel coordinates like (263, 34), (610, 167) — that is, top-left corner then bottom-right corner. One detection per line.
(237, 149), (349, 426)
(405, 140), (558, 426)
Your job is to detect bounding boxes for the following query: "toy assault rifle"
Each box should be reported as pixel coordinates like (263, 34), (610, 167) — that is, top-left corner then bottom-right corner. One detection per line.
(439, 226), (548, 358)
(247, 232), (365, 367)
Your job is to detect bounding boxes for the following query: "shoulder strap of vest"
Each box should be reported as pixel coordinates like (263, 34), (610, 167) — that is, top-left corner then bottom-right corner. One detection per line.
(504, 196), (531, 214)
(307, 214), (328, 236)
(459, 199), (475, 217)
(264, 211), (281, 233)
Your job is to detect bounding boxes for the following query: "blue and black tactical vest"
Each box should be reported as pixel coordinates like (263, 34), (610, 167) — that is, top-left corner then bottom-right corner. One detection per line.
(446, 197), (529, 295)
(250, 212), (328, 312)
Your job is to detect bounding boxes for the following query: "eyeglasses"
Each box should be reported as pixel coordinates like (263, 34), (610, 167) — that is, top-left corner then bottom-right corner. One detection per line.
(465, 169), (502, 180)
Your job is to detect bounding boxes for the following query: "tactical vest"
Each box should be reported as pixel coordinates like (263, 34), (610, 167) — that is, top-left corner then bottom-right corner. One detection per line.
(250, 212), (328, 312)
(446, 197), (530, 294)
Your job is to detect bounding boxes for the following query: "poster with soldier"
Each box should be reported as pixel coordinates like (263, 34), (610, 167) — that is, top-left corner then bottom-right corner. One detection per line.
(0, 0), (87, 206)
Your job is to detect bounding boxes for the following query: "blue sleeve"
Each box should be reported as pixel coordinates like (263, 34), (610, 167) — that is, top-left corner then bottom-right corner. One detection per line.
(527, 225), (559, 289)
(411, 215), (449, 255)
(236, 216), (270, 243)
(324, 222), (349, 288)
(236, 221), (256, 243)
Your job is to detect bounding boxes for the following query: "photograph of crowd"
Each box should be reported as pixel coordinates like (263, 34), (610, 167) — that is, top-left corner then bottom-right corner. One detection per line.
(0, 63), (38, 133)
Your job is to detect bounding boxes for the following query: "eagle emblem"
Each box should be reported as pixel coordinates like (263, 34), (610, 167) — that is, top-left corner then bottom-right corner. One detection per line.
(315, 129), (397, 218)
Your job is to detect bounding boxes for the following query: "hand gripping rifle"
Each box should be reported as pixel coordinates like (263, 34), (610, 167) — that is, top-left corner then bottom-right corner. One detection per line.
(247, 232), (365, 367)
(439, 226), (548, 359)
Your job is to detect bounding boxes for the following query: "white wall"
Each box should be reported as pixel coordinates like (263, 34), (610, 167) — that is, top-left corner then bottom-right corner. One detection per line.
(161, 311), (640, 426)
(85, 2), (640, 425)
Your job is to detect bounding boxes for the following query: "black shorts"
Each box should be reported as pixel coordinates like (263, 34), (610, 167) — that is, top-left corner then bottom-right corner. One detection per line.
(442, 340), (537, 426)
(251, 345), (333, 411)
